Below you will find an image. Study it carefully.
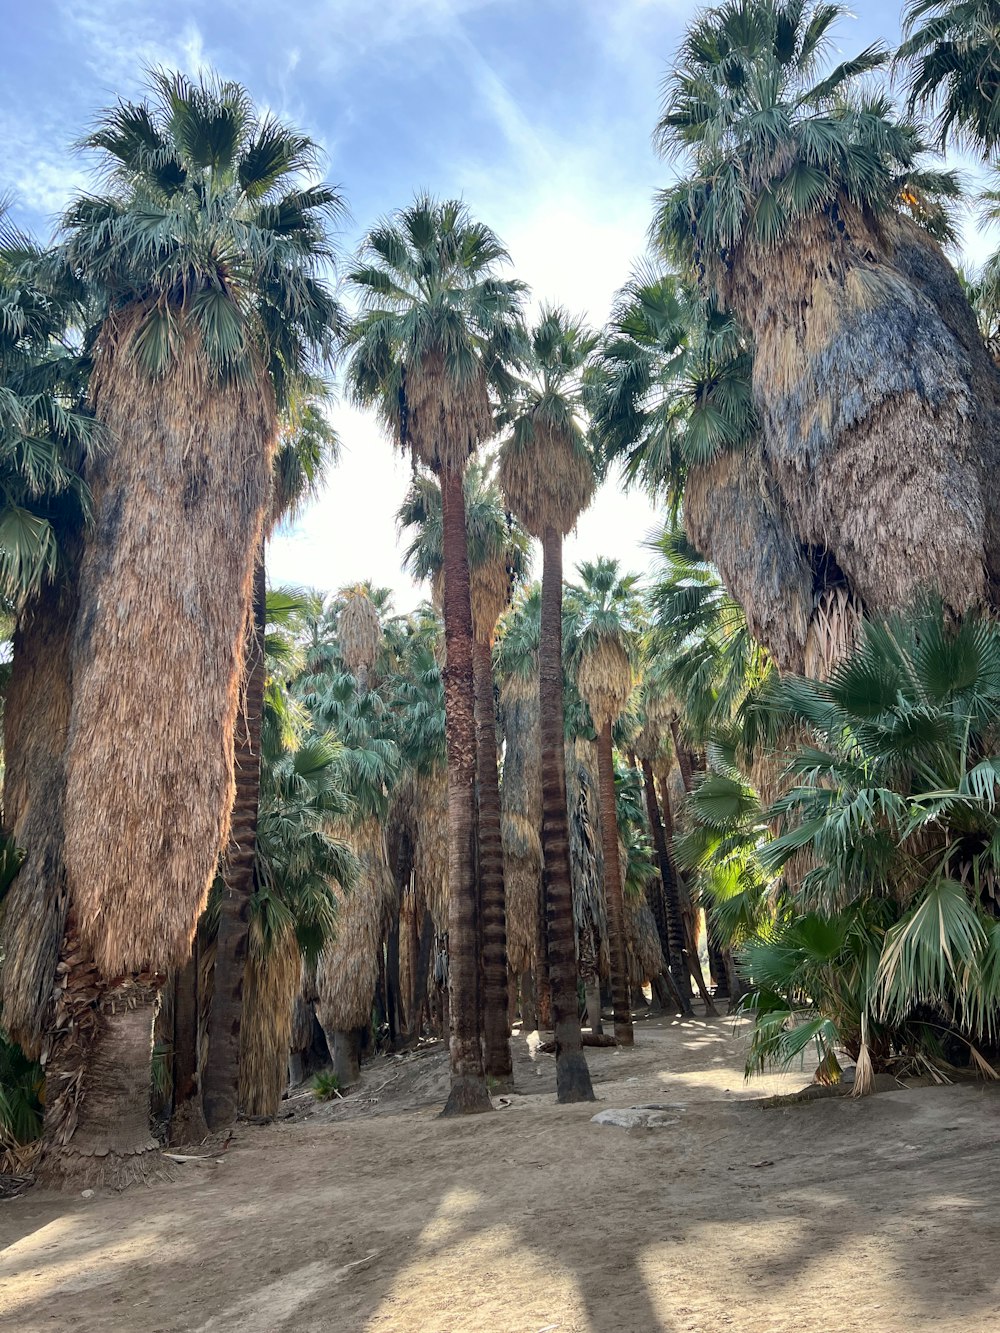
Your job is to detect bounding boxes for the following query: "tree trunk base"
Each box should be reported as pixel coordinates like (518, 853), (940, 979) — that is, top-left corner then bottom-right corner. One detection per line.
(37, 1142), (170, 1192)
(555, 1050), (596, 1103)
(332, 1030), (362, 1089)
(614, 1022), (635, 1047)
(440, 1074), (493, 1116)
(168, 1098), (208, 1148)
(483, 1037), (513, 1084)
(584, 982), (603, 1036)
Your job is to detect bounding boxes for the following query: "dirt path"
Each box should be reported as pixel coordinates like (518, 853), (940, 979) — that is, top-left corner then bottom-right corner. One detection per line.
(3, 1015), (1000, 1332)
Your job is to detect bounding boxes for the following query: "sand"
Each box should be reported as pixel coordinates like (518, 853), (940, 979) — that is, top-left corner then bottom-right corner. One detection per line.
(2, 1014), (999, 1332)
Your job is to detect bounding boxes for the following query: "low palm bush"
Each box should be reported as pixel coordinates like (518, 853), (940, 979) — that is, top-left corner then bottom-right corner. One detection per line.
(687, 602), (1000, 1090)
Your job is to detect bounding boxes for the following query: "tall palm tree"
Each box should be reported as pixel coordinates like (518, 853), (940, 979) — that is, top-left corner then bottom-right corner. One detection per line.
(40, 71), (343, 1182)
(204, 401), (340, 1130)
(345, 196), (525, 1115)
(898, 1), (1000, 156)
(398, 460), (530, 1084)
(498, 308), (597, 1100)
(654, 1), (996, 673)
(565, 558), (644, 1045)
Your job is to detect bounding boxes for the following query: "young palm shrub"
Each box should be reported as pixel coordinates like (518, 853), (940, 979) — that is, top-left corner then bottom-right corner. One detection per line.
(565, 559), (645, 1044)
(37, 72), (342, 1183)
(346, 196), (526, 1115)
(240, 726), (356, 1118)
(498, 308), (597, 1100)
(741, 602), (1000, 1089)
(655, 1), (999, 669)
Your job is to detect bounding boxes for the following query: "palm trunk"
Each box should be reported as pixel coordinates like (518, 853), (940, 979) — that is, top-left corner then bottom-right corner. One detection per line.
(658, 778), (718, 1018)
(472, 638), (512, 1084)
(203, 552), (267, 1130)
(640, 758), (694, 1016)
(439, 468), (491, 1115)
(596, 720), (633, 1046)
(539, 526), (595, 1100)
(40, 927), (161, 1189)
(168, 941), (207, 1143)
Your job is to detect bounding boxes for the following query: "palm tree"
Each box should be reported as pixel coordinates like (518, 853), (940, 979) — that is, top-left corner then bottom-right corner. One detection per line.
(565, 559), (644, 1045)
(0, 213), (94, 1062)
(398, 460), (530, 1084)
(234, 589), (356, 1118)
(204, 401), (340, 1130)
(345, 196), (526, 1115)
(498, 308), (597, 1100)
(654, 1), (996, 672)
(40, 71), (343, 1182)
(301, 597), (402, 1088)
(898, 1), (1000, 156)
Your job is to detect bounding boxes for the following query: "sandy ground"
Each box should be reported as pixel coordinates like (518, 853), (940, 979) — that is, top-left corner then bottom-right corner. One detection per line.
(2, 1013), (1000, 1333)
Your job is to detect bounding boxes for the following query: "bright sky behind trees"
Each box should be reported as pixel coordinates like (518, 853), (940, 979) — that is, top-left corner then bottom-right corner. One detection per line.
(3, 0), (995, 608)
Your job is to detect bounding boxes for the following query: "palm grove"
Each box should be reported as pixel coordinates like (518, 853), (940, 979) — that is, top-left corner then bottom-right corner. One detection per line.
(2, 0), (1000, 1183)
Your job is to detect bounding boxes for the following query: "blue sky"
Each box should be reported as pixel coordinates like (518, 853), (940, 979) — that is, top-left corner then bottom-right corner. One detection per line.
(3, 0), (995, 608)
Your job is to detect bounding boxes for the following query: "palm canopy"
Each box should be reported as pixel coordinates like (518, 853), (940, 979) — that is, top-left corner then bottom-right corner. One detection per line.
(587, 262), (755, 500)
(56, 70), (344, 402)
(655, 0), (960, 283)
(729, 600), (1000, 1082)
(498, 305), (597, 539)
(397, 457), (530, 639)
(565, 557), (645, 729)
(898, 1), (1000, 156)
(0, 212), (93, 602)
(345, 195), (527, 475)
(645, 525), (770, 745)
(270, 396), (340, 529)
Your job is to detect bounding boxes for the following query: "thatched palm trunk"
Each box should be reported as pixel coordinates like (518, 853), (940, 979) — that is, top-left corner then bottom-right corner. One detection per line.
(439, 469), (491, 1115)
(539, 527), (594, 1100)
(472, 639), (512, 1084)
(595, 721), (633, 1045)
(204, 553), (267, 1130)
(0, 570), (78, 1058)
(239, 928), (301, 1117)
(640, 758), (694, 1015)
(49, 324), (274, 1177)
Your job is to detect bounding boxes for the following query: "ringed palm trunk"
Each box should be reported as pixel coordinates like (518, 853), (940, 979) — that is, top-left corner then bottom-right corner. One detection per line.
(595, 720), (633, 1046)
(472, 638), (513, 1084)
(658, 775), (718, 1018)
(640, 758), (694, 1016)
(539, 526), (595, 1100)
(203, 552), (267, 1130)
(169, 940), (207, 1142)
(439, 468), (491, 1115)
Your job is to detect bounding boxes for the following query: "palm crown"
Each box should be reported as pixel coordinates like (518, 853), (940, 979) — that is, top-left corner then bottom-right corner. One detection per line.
(587, 263), (755, 499)
(498, 305), (597, 539)
(898, 1), (1000, 156)
(0, 216), (93, 601)
(346, 196), (527, 475)
(655, 0), (960, 281)
(57, 70), (344, 401)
